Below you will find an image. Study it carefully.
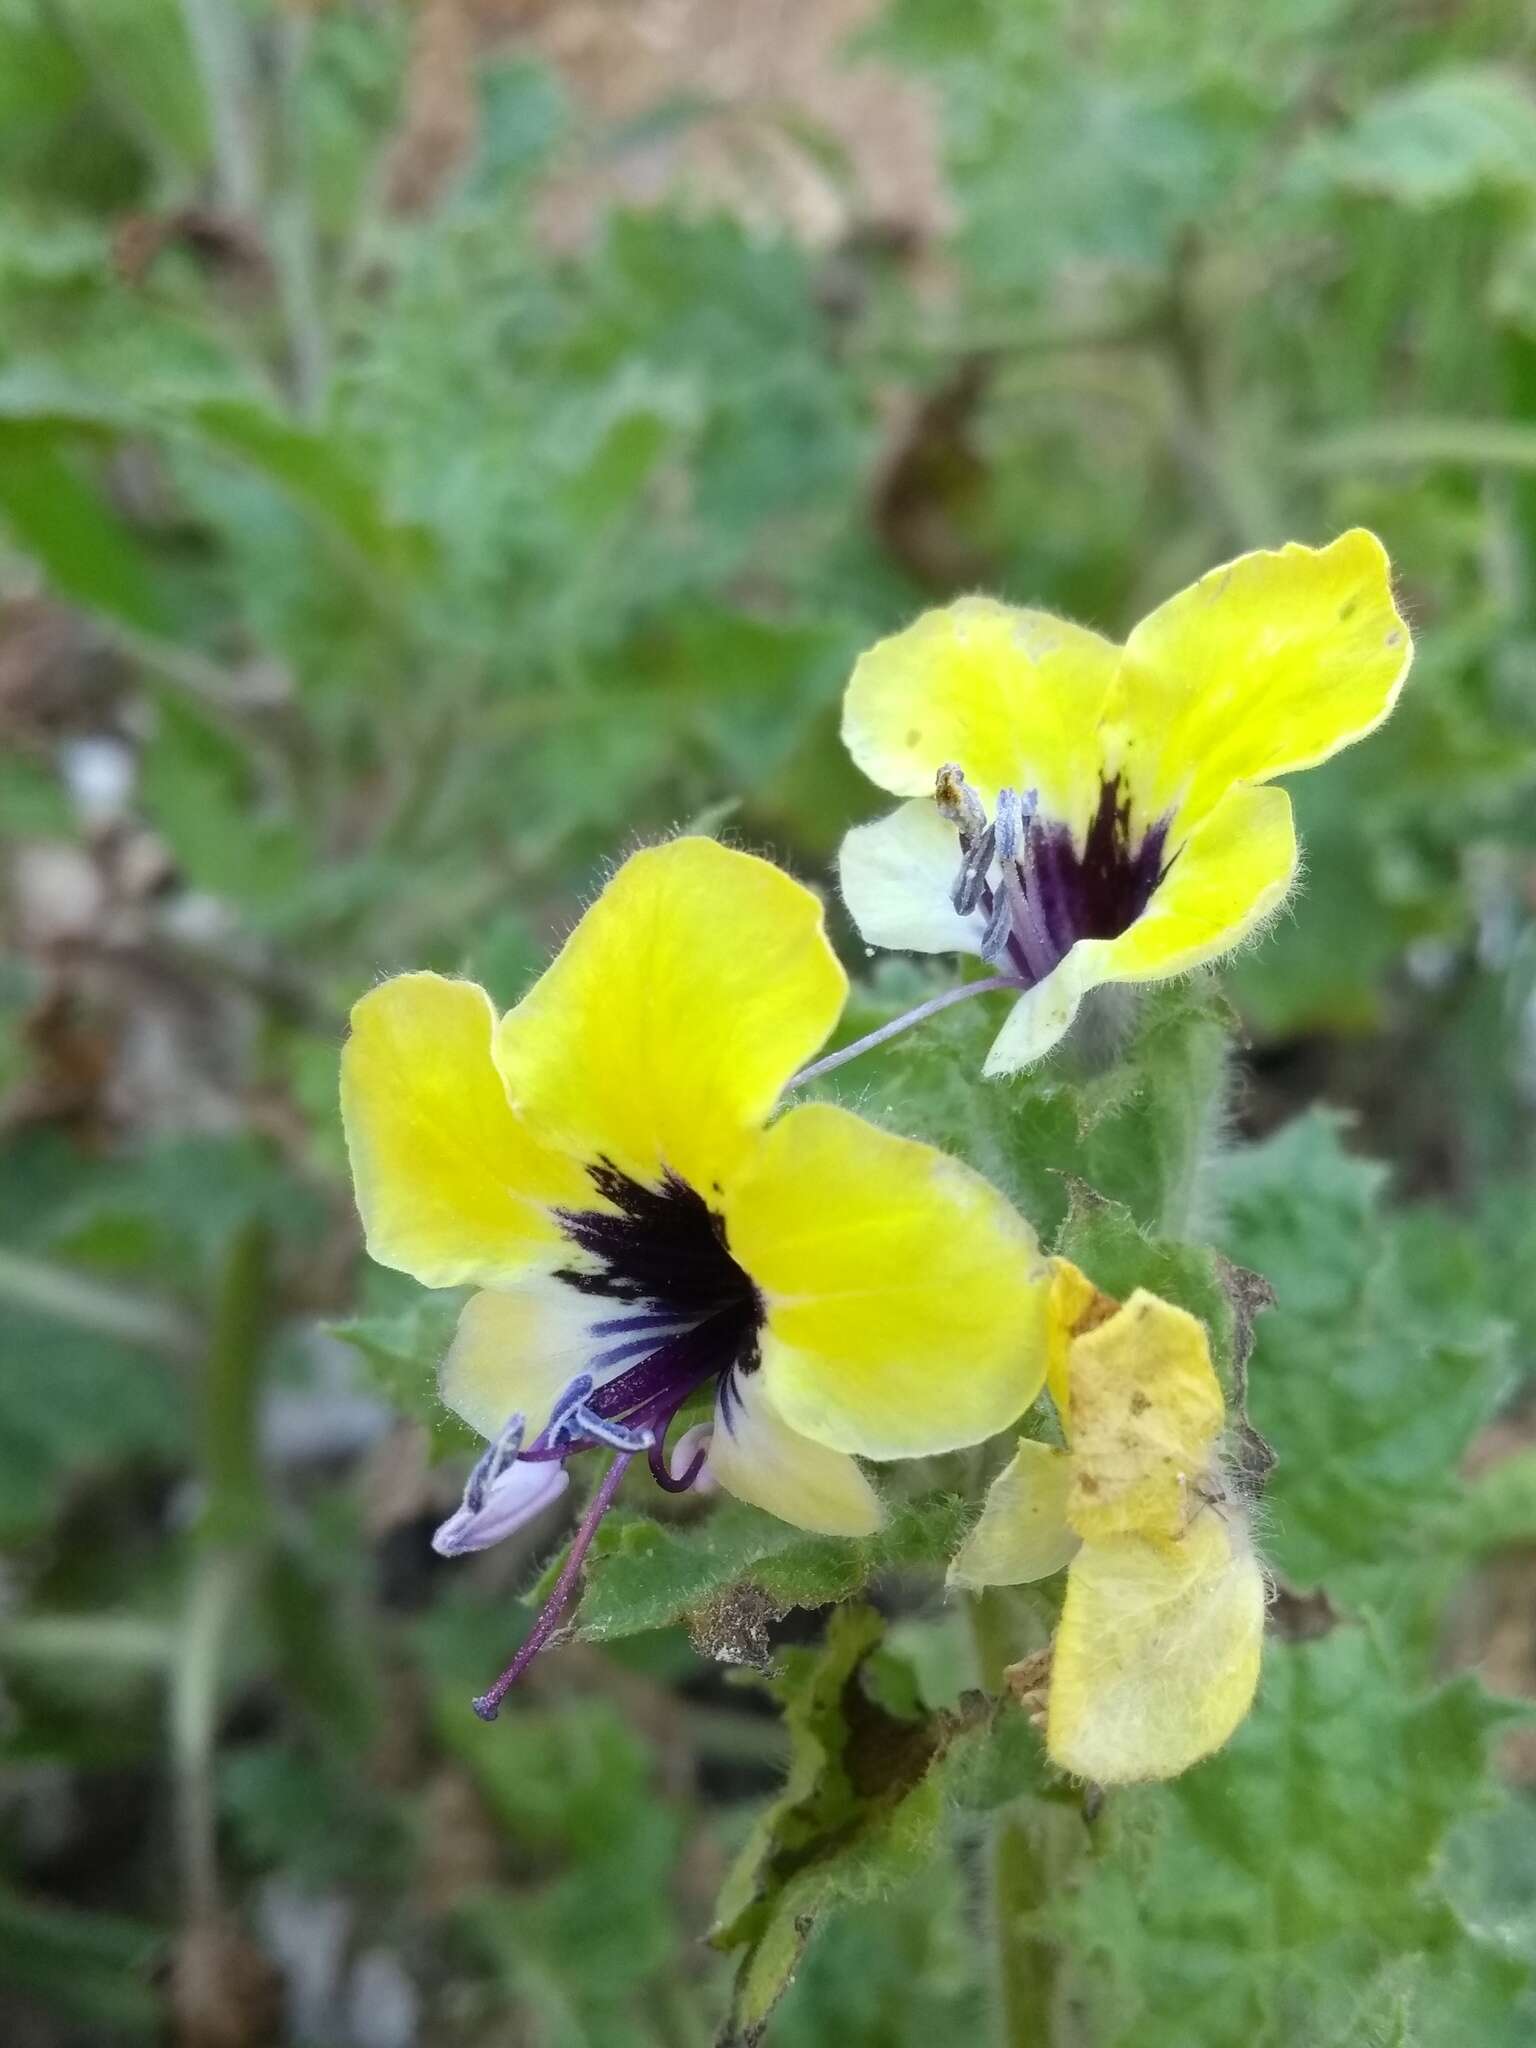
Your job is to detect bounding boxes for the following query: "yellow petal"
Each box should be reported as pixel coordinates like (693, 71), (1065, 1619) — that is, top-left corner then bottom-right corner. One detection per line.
(341, 974), (583, 1290)
(947, 1438), (1079, 1589)
(981, 785), (1298, 1074)
(1112, 529), (1411, 828)
(439, 1277), (597, 1439)
(707, 1372), (884, 1536)
(839, 798), (988, 956)
(1046, 1512), (1266, 1784)
(980, 939), (1116, 1076)
(842, 596), (1120, 820)
(1065, 1291), (1225, 1544)
(1104, 783), (1297, 982)
(1045, 1257), (1119, 1417)
(495, 838), (847, 1195)
(726, 1102), (1049, 1460)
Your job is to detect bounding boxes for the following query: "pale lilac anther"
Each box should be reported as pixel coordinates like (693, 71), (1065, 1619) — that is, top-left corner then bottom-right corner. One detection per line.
(546, 1372), (597, 1446)
(567, 1404), (653, 1453)
(432, 1453), (569, 1556)
(937, 768), (1174, 999)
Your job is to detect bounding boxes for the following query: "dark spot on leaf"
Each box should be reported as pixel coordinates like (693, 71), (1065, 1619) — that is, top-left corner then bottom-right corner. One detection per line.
(687, 1585), (781, 1669)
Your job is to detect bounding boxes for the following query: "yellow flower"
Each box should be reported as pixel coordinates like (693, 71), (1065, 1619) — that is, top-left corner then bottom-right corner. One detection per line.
(950, 1262), (1267, 1784)
(341, 837), (1050, 1710)
(840, 531), (1412, 1072)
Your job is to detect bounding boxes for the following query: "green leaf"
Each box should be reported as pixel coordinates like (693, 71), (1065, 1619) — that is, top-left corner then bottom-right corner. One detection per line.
(1299, 66), (1536, 210)
(1054, 1630), (1528, 2047)
(418, 1614), (687, 2036)
(0, 752), (72, 835)
(0, 1887), (161, 2036)
(709, 1606), (957, 2044)
(822, 974), (1230, 1246)
(0, 433), (163, 629)
(1457, 1450), (1536, 1553)
(219, 1741), (407, 1892)
(138, 696), (308, 913)
(43, 1131), (326, 1294)
(262, 1535), (380, 1753)
(1055, 1188), (1241, 1388)
(0, 1308), (186, 1541)
(768, 1855), (986, 2045)
(331, 1295), (478, 1458)
(569, 1491), (971, 1648)
(1215, 1113), (1509, 1633)
(174, 395), (436, 584)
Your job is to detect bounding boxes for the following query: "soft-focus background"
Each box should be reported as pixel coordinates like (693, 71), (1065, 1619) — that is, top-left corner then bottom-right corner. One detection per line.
(5, 3), (1536, 2044)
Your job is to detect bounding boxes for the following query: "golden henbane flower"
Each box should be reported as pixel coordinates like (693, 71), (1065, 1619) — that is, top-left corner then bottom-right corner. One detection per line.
(341, 836), (1050, 1713)
(840, 531), (1412, 1072)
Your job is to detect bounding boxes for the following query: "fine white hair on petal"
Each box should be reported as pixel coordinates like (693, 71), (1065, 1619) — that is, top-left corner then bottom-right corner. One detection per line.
(431, 1457), (569, 1556)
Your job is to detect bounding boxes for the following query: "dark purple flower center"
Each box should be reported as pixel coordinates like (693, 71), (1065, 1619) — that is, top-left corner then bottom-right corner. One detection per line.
(459, 1163), (764, 1721)
(517, 1160), (762, 1491)
(940, 768), (1173, 988)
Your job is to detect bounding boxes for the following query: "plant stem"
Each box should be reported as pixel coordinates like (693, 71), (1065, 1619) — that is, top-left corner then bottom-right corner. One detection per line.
(171, 1544), (249, 1921)
(785, 975), (1022, 1092)
(171, 1221), (274, 1922)
(967, 1589), (1073, 2048)
(202, 1220), (274, 1542)
(271, 11), (331, 417)
(472, 1451), (635, 1720)
(179, 0), (261, 214)
(992, 1808), (1081, 2048)
(36, 0), (181, 188)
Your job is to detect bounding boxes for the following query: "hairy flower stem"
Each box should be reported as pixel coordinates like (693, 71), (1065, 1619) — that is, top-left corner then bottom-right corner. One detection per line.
(967, 1590), (1082, 2048)
(175, 1221), (274, 1926)
(993, 1811), (1072, 2048)
(472, 1451), (635, 1721)
(785, 974), (1023, 1092)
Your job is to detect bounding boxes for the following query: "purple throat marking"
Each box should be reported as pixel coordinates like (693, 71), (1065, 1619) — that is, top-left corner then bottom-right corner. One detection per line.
(467, 1160), (763, 1719)
(937, 765), (1173, 988)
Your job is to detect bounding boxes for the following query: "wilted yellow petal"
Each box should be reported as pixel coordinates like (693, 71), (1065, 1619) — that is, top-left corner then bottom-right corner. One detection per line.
(1047, 1511), (1266, 1784)
(1044, 1257), (1118, 1416)
(947, 1438), (1079, 1589)
(1064, 1290), (1225, 1544)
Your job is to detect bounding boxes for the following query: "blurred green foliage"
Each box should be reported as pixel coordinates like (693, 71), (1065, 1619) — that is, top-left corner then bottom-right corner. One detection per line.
(4, 1), (1536, 2044)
